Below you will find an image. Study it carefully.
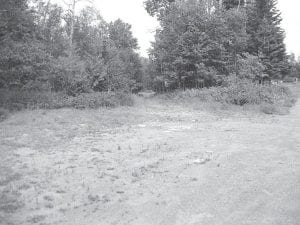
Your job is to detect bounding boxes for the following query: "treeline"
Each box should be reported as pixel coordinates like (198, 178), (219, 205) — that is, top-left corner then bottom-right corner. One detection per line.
(144, 0), (300, 91)
(0, 0), (143, 95)
(0, 0), (299, 99)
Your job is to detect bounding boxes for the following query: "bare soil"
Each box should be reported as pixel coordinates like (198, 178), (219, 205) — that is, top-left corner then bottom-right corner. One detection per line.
(0, 86), (299, 225)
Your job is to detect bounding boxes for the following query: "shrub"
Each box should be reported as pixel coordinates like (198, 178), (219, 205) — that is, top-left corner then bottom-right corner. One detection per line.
(236, 53), (265, 80)
(50, 56), (91, 95)
(160, 77), (294, 108)
(71, 92), (134, 109)
(0, 89), (66, 110)
(0, 89), (134, 111)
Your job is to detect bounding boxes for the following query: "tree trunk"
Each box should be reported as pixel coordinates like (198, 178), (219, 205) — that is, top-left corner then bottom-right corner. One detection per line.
(238, 0), (241, 10)
(69, 0), (76, 57)
(42, 0), (51, 29)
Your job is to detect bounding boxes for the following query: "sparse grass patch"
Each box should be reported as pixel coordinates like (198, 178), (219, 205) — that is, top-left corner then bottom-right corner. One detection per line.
(26, 215), (47, 224)
(0, 172), (22, 186)
(0, 108), (9, 122)
(0, 190), (24, 213)
(259, 104), (280, 115)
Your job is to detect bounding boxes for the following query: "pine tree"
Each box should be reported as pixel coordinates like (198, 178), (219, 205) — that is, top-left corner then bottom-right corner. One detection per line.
(246, 0), (288, 78)
(0, 0), (36, 41)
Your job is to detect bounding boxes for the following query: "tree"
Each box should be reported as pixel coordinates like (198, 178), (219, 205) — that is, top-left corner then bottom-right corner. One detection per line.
(0, 0), (143, 94)
(144, 0), (175, 19)
(70, 7), (142, 92)
(0, 0), (36, 42)
(246, 0), (288, 78)
(236, 53), (265, 80)
(288, 54), (300, 78)
(33, 1), (67, 57)
(0, 0), (54, 89)
(63, 0), (93, 56)
(108, 19), (138, 50)
(146, 0), (248, 89)
(73, 6), (107, 58)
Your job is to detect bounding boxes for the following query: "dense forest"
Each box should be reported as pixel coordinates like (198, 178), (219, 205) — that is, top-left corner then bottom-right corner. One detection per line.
(0, 0), (143, 95)
(0, 0), (299, 109)
(145, 0), (299, 91)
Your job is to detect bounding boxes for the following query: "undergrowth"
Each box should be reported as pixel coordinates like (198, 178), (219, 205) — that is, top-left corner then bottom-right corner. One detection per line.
(0, 90), (134, 112)
(159, 78), (296, 114)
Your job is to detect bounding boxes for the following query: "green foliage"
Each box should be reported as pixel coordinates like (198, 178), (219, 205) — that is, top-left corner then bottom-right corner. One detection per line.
(288, 54), (300, 78)
(0, 89), (134, 110)
(236, 53), (265, 80)
(0, 0), (54, 88)
(71, 92), (134, 109)
(51, 55), (90, 95)
(144, 0), (290, 91)
(163, 77), (293, 107)
(71, 10), (143, 93)
(144, 0), (176, 18)
(0, 0), (36, 42)
(0, 39), (54, 88)
(246, 0), (288, 78)
(0, 0), (143, 102)
(108, 19), (138, 49)
(0, 0), (293, 113)
(0, 89), (66, 110)
(147, 0), (248, 87)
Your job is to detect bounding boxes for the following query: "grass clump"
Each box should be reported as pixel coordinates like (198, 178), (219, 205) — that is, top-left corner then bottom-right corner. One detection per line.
(0, 89), (134, 111)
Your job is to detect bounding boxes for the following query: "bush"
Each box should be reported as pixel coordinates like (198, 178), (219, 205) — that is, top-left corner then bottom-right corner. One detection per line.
(160, 78), (294, 108)
(71, 92), (134, 109)
(0, 89), (134, 111)
(236, 53), (265, 80)
(0, 90), (66, 110)
(51, 56), (91, 95)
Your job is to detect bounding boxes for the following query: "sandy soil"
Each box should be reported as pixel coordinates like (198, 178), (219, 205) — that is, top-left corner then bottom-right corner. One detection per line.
(0, 88), (299, 225)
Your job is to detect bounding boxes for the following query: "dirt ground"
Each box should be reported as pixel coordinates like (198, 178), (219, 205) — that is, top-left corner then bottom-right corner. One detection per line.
(0, 86), (300, 225)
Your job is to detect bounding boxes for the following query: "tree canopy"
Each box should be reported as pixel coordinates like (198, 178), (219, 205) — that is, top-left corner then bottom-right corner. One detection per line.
(145, 0), (290, 90)
(0, 0), (143, 93)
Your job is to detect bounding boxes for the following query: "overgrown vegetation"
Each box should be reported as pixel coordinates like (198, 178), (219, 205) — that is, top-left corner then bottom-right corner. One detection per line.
(159, 77), (295, 114)
(0, 90), (134, 111)
(143, 0), (298, 90)
(0, 0), (143, 94)
(0, 0), (299, 117)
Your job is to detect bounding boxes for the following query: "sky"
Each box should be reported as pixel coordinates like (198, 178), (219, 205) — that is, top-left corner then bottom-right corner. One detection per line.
(277, 0), (300, 60)
(54, 0), (300, 59)
(93, 0), (159, 57)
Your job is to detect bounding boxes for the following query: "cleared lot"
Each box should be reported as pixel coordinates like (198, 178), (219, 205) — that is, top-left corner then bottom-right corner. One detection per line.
(0, 86), (300, 225)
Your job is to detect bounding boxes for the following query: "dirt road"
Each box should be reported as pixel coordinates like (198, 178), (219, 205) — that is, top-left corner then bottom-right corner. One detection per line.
(0, 91), (299, 225)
